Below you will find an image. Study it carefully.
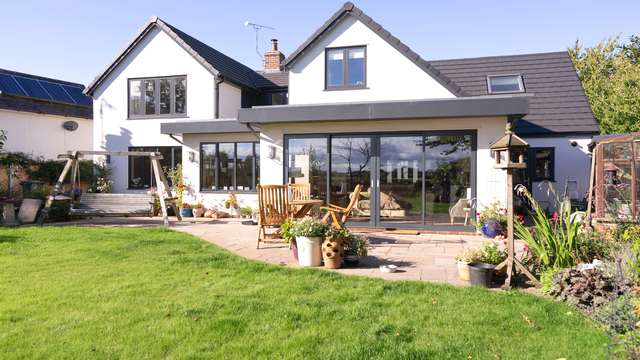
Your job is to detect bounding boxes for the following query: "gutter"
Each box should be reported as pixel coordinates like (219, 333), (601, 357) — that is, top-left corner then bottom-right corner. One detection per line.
(168, 133), (184, 145)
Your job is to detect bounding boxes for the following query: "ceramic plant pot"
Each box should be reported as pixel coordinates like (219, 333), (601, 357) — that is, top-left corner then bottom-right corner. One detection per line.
(457, 261), (471, 281)
(296, 236), (322, 267)
(192, 208), (205, 217)
(322, 238), (344, 269)
(180, 208), (193, 217)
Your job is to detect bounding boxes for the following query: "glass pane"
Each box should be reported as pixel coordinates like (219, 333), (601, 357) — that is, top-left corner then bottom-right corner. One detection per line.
(219, 143), (235, 190)
(379, 136), (423, 225)
(489, 76), (522, 93)
(347, 47), (365, 86)
(129, 80), (142, 116)
(255, 144), (260, 186)
(603, 143), (634, 220)
(534, 149), (553, 180)
(175, 77), (186, 114)
(129, 147), (151, 189)
(424, 135), (472, 226)
(287, 138), (328, 201)
(236, 143), (254, 191)
(143, 79), (155, 115)
(201, 144), (217, 190)
(326, 49), (344, 87)
(159, 79), (171, 114)
(331, 137), (371, 223)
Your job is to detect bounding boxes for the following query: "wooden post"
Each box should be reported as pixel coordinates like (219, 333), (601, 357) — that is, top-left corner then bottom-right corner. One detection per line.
(504, 169), (515, 289)
(154, 156), (181, 222)
(37, 154), (76, 225)
(586, 146), (597, 221)
(150, 157), (170, 226)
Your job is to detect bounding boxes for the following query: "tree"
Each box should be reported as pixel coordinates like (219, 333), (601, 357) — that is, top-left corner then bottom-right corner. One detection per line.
(569, 36), (640, 134)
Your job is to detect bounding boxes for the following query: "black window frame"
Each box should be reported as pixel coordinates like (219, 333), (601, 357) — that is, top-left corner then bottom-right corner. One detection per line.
(199, 142), (260, 193)
(128, 75), (187, 119)
(486, 74), (525, 94)
(127, 146), (182, 189)
(324, 46), (367, 91)
(529, 147), (555, 182)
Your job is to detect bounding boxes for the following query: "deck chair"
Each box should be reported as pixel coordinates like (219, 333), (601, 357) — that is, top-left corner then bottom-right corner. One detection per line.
(257, 185), (290, 249)
(320, 184), (363, 229)
(449, 198), (476, 225)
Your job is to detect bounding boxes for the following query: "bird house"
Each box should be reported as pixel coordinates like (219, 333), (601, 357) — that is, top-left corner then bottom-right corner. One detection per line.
(490, 123), (528, 170)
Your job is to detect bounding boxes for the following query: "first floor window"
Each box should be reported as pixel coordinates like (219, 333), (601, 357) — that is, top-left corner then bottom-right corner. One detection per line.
(200, 142), (259, 191)
(128, 146), (182, 189)
(325, 46), (366, 89)
(128, 76), (186, 118)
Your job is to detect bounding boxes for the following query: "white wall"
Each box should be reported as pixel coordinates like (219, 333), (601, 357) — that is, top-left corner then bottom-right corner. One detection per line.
(524, 136), (593, 210)
(0, 109), (92, 159)
(288, 15), (455, 105)
(218, 82), (242, 119)
(90, 26), (241, 192)
(258, 116), (508, 211)
(182, 131), (259, 209)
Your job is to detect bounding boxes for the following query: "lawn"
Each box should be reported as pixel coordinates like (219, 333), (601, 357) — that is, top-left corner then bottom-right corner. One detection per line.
(0, 227), (607, 359)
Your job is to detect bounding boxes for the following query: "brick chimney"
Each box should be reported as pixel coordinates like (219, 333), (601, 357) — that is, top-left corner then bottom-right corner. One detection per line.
(264, 39), (284, 72)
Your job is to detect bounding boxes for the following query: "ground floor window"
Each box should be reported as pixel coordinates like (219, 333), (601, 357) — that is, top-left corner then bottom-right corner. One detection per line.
(200, 142), (259, 191)
(128, 146), (182, 189)
(284, 132), (475, 228)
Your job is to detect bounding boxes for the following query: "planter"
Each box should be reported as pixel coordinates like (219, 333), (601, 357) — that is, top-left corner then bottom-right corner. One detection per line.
(457, 261), (471, 281)
(180, 208), (193, 218)
(468, 263), (496, 287)
(295, 236), (322, 267)
(322, 238), (344, 269)
(192, 208), (205, 218)
(481, 219), (503, 238)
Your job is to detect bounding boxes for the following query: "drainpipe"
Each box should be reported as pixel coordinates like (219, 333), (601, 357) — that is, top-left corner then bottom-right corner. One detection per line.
(244, 122), (261, 141)
(214, 76), (224, 119)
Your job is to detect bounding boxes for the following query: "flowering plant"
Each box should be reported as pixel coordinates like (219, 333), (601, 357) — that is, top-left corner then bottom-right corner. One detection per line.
(224, 192), (238, 209)
(475, 201), (508, 235)
(290, 218), (328, 238)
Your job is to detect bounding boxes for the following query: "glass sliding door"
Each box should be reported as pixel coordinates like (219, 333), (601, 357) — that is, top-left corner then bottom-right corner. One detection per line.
(424, 135), (472, 226)
(379, 135), (423, 225)
(286, 137), (329, 201)
(330, 137), (372, 223)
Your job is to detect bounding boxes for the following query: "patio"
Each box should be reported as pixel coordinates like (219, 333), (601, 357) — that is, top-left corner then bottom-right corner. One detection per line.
(52, 217), (490, 286)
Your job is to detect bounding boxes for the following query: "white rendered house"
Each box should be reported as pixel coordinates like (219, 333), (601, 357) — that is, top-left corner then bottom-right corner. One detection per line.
(85, 2), (599, 230)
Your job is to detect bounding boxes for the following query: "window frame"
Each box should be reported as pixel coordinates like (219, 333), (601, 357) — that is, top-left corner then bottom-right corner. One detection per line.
(529, 147), (555, 182)
(127, 146), (182, 189)
(324, 46), (367, 91)
(199, 142), (260, 193)
(127, 75), (187, 119)
(486, 74), (525, 94)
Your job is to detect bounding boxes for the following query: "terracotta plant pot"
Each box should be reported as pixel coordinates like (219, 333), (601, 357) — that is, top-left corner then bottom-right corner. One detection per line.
(322, 238), (344, 269)
(457, 261), (471, 281)
(192, 208), (205, 217)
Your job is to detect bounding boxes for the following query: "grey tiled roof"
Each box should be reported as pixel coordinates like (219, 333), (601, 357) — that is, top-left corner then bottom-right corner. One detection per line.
(431, 52), (599, 135)
(283, 2), (466, 97)
(254, 71), (289, 89)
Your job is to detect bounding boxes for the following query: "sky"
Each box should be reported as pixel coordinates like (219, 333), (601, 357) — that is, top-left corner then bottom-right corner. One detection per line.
(1, 0), (638, 85)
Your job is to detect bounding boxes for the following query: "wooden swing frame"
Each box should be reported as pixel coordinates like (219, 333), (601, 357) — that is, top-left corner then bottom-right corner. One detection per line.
(36, 150), (182, 226)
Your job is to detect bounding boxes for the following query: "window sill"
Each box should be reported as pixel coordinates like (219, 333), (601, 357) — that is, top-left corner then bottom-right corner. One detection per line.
(324, 86), (368, 92)
(199, 190), (257, 194)
(128, 114), (189, 120)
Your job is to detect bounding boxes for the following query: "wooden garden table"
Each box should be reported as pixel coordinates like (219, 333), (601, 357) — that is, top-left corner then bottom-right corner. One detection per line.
(289, 199), (323, 219)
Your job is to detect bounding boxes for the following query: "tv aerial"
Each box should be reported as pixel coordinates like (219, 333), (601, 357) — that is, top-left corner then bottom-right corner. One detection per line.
(244, 21), (275, 59)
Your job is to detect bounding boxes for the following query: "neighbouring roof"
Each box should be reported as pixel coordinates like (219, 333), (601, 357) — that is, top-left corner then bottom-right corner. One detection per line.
(431, 52), (599, 136)
(255, 71), (289, 89)
(283, 2), (466, 97)
(85, 17), (282, 96)
(0, 68), (92, 119)
(160, 119), (252, 134)
(238, 95), (529, 124)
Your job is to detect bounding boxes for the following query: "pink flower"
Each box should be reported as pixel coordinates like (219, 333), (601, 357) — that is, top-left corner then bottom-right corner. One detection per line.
(551, 212), (559, 221)
(523, 244), (530, 254)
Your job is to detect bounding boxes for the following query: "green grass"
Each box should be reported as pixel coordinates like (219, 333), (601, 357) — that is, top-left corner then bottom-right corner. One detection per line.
(0, 227), (607, 359)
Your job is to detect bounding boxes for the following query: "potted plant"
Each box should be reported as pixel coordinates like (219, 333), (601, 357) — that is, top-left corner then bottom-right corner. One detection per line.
(290, 218), (328, 267)
(475, 202), (508, 238)
(455, 248), (481, 281)
(240, 206), (253, 219)
(343, 232), (368, 266)
(278, 219), (297, 261)
(192, 203), (205, 217)
(224, 192), (239, 217)
(467, 241), (507, 287)
(180, 203), (193, 218)
(322, 228), (348, 269)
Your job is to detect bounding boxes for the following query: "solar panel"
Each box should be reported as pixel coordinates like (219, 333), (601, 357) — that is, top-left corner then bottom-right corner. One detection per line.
(0, 73), (27, 97)
(62, 85), (92, 106)
(14, 76), (52, 101)
(40, 81), (75, 104)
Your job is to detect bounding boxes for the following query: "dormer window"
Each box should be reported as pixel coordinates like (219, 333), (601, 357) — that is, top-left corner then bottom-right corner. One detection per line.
(325, 46), (366, 90)
(487, 75), (524, 94)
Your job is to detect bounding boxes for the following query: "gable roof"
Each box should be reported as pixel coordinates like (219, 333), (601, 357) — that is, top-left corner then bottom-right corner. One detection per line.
(85, 17), (279, 96)
(0, 68), (92, 119)
(430, 51), (599, 135)
(283, 2), (467, 97)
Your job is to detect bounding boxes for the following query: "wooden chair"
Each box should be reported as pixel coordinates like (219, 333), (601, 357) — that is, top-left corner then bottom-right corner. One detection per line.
(288, 183), (310, 214)
(256, 185), (290, 249)
(320, 184), (363, 229)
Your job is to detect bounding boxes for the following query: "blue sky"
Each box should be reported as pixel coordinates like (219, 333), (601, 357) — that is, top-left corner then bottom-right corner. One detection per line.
(2, 1), (638, 85)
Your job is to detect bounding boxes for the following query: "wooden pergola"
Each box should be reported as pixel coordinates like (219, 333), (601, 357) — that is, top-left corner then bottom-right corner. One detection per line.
(587, 133), (640, 223)
(37, 150), (181, 226)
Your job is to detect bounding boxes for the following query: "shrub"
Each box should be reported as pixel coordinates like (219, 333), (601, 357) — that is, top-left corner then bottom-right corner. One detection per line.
(290, 218), (328, 238)
(455, 248), (482, 263)
(478, 241), (507, 265)
(240, 206), (253, 217)
(278, 219), (295, 243)
(548, 268), (632, 312)
(343, 232), (368, 257)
